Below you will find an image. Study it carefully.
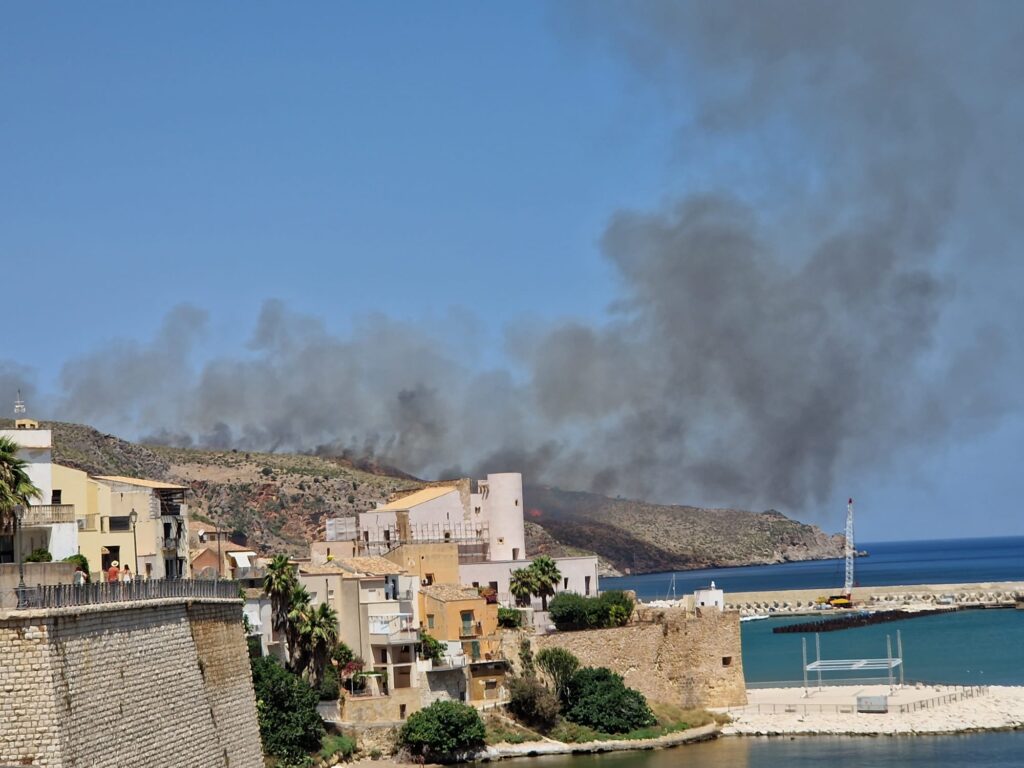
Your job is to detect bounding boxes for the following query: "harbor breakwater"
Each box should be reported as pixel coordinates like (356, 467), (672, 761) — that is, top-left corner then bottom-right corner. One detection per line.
(721, 581), (1023, 617)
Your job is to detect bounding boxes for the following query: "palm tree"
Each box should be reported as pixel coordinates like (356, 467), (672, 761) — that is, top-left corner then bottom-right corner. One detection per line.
(528, 556), (561, 611)
(303, 602), (339, 688)
(263, 554), (296, 645)
(286, 583), (312, 674)
(509, 568), (535, 608)
(0, 436), (41, 539)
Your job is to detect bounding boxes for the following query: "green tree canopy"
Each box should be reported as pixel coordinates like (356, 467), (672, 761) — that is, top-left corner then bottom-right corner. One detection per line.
(527, 556), (561, 611)
(563, 667), (655, 734)
(535, 647), (580, 704)
(0, 436), (41, 533)
(398, 700), (486, 761)
(250, 656), (324, 763)
(509, 567), (535, 607)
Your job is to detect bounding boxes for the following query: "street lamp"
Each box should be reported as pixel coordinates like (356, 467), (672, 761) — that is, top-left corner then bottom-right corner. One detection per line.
(14, 505), (26, 609)
(129, 508), (139, 578)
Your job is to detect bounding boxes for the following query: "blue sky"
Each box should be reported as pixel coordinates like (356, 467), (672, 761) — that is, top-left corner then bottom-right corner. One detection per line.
(2, 3), (1022, 542)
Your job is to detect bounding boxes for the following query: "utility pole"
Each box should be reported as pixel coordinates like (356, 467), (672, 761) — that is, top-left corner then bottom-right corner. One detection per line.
(844, 498), (855, 597)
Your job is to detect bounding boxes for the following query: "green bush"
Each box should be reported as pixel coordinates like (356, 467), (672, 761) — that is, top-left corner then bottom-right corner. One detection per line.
(564, 667), (655, 734)
(398, 700), (486, 761)
(250, 657), (324, 762)
(547, 591), (634, 631)
(497, 607), (523, 628)
(506, 675), (561, 731)
(25, 548), (52, 563)
(318, 733), (356, 761)
(332, 641), (355, 668)
(419, 631), (447, 663)
(318, 663), (340, 701)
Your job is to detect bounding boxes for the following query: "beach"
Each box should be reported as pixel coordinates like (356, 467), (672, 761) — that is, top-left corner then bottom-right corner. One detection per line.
(716, 684), (1024, 736)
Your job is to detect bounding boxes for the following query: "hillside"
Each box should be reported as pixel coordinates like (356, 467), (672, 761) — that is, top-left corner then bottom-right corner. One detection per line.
(5, 420), (844, 573)
(524, 485), (845, 573)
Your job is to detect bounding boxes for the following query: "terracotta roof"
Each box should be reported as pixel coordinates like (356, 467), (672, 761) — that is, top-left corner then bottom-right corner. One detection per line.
(93, 475), (187, 490)
(421, 584), (482, 602)
(376, 485), (457, 512)
(333, 556), (407, 576)
(298, 562), (349, 576)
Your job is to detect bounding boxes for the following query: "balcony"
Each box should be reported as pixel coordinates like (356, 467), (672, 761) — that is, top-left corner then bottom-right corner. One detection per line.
(77, 514), (99, 532)
(162, 537), (182, 551)
(428, 655), (468, 672)
(22, 505), (76, 526)
(233, 566), (266, 580)
(369, 614), (418, 644)
(459, 621), (483, 638)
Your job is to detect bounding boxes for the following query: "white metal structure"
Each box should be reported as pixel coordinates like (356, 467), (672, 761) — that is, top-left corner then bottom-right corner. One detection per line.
(803, 631), (904, 693)
(844, 497), (855, 595)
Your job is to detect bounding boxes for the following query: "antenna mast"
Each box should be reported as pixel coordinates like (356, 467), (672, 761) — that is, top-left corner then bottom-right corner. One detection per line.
(844, 498), (855, 596)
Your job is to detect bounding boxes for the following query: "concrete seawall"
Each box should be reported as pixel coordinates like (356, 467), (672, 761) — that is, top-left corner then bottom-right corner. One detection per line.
(721, 581), (1024, 616)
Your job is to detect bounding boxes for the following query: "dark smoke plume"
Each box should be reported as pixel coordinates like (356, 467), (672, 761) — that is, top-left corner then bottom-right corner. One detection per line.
(5, 2), (1022, 514)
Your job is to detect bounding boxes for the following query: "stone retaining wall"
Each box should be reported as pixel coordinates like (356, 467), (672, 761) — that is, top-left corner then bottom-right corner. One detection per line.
(0, 598), (263, 767)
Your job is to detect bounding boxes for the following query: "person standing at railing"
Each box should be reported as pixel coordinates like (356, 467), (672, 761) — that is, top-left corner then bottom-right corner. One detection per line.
(121, 564), (134, 583)
(73, 565), (87, 586)
(107, 560), (121, 583)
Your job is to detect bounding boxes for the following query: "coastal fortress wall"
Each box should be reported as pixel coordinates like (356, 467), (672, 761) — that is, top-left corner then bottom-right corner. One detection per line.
(0, 599), (263, 768)
(535, 606), (747, 708)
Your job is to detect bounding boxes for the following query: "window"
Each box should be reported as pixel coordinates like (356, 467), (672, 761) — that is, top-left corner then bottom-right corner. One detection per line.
(51, 490), (62, 505)
(424, 573), (434, 585)
(427, 614), (435, 629)
(563, 577), (569, 589)
(585, 576), (592, 596)
(722, 656), (733, 667)
(384, 529), (391, 542)
(512, 548), (520, 560)
(472, 581), (479, 588)
(514, 499), (519, 506)
(444, 531), (451, 541)
(489, 581), (498, 592)
(379, 649), (388, 663)
(109, 516), (131, 532)
(399, 704), (407, 719)
(474, 506), (481, 514)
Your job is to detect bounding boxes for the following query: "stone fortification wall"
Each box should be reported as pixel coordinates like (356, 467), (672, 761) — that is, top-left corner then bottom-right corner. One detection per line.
(0, 599), (263, 768)
(535, 607), (746, 709)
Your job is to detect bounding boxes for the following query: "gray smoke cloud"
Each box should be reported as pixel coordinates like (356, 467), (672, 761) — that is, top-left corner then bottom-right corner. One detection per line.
(5, 2), (1022, 514)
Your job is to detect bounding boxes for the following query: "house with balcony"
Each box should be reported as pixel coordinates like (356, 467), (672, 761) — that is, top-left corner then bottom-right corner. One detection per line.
(420, 584), (508, 702)
(89, 476), (190, 579)
(297, 555), (423, 721)
(0, 421), (79, 563)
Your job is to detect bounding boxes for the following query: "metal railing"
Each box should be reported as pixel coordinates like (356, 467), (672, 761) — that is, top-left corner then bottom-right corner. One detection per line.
(894, 685), (988, 713)
(21, 504), (76, 526)
(162, 537), (181, 550)
(460, 621), (483, 638)
(77, 514), (99, 532)
(14, 578), (241, 610)
(233, 566), (266, 580)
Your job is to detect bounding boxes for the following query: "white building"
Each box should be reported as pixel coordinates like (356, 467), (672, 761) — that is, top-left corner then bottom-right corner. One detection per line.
(359, 473), (527, 563)
(0, 420), (78, 562)
(693, 581), (725, 611)
(459, 555), (600, 610)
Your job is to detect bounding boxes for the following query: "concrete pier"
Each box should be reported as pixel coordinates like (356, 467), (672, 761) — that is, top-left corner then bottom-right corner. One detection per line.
(721, 581), (1024, 616)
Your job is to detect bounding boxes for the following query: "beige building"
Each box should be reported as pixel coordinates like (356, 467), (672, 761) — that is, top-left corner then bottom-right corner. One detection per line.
(297, 555), (421, 692)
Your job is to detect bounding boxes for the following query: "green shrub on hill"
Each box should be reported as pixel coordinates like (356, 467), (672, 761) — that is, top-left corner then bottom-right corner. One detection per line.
(547, 590), (634, 631)
(563, 667), (655, 734)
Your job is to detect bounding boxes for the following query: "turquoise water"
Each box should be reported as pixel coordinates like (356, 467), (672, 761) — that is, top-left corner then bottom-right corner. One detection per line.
(742, 609), (1024, 685)
(528, 732), (1024, 768)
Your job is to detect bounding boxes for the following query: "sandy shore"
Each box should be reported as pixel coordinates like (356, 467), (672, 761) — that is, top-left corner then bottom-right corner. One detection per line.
(716, 684), (1024, 735)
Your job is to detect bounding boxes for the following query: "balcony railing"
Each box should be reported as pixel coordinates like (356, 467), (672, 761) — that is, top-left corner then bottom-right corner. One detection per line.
(14, 578), (241, 610)
(162, 537), (181, 550)
(77, 514), (99, 532)
(459, 621), (483, 638)
(22, 505), (76, 526)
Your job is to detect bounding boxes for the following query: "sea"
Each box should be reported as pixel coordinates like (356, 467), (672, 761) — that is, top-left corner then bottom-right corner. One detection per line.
(585, 536), (1024, 767)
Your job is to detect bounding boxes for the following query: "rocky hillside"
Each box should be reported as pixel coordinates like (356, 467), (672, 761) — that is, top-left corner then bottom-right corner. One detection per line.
(524, 485), (845, 574)
(5, 420), (844, 572)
